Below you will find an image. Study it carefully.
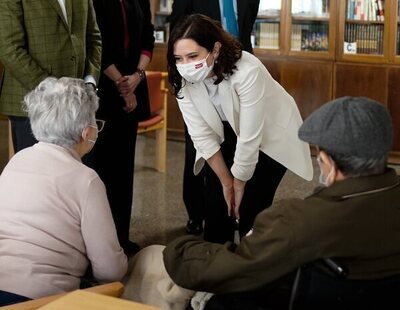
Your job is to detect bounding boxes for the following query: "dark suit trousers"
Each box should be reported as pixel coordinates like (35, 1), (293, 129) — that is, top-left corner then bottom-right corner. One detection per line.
(9, 116), (38, 152)
(203, 122), (287, 244)
(85, 114), (138, 247)
(183, 125), (205, 222)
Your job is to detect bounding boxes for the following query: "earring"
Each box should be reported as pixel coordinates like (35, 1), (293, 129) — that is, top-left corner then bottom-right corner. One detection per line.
(215, 60), (218, 64)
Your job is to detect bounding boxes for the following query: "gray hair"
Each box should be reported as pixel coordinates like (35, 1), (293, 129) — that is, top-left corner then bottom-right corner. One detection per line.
(328, 151), (387, 178)
(23, 77), (99, 148)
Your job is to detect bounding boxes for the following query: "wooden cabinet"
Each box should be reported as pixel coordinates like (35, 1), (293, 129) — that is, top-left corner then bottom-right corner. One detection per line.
(149, 0), (400, 161)
(260, 0), (398, 162)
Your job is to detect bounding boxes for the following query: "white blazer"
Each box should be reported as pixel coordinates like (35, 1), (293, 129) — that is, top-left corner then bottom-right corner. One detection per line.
(177, 51), (313, 181)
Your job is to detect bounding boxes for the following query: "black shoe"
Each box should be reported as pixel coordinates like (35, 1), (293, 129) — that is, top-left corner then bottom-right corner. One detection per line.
(186, 220), (203, 235)
(122, 241), (140, 255)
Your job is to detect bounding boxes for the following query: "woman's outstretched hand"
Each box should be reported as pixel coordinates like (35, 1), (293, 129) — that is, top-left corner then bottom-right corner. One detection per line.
(222, 181), (235, 217)
(233, 178), (246, 219)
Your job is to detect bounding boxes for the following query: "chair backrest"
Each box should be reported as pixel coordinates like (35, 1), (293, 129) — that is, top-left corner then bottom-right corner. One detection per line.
(146, 71), (164, 115)
(289, 261), (400, 309)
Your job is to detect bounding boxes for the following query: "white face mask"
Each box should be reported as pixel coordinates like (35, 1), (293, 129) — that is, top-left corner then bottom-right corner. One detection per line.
(176, 53), (214, 83)
(317, 155), (335, 187)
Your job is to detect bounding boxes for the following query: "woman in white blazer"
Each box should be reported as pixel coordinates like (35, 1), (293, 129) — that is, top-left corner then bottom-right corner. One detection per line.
(167, 14), (313, 243)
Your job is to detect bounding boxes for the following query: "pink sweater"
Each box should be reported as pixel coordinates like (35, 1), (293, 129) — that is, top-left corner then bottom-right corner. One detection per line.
(0, 142), (127, 299)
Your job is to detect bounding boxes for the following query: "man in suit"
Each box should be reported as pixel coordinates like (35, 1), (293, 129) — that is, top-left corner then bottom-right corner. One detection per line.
(168, 0), (260, 235)
(0, 0), (102, 153)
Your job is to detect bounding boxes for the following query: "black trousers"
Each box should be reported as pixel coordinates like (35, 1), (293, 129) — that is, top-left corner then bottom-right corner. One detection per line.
(84, 115), (138, 247)
(183, 125), (205, 223)
(9, 116), (38, 153)
(203, 122), (287, 244)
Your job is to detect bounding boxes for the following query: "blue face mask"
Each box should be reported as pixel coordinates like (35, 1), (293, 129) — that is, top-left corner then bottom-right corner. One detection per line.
(317, 155), (335, 187)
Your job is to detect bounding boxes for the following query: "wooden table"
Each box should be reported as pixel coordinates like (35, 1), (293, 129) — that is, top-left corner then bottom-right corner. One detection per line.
(39, 290), (160, 310)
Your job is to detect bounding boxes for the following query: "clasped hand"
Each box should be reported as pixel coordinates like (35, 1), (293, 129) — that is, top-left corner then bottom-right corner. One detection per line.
(115, 75), (140, 113)
(222, 178), (246, 219)
(115, 74), (140, 96)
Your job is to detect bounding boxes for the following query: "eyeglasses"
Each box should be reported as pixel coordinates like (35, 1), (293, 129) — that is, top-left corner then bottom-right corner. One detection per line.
(90, 119), (105, 132)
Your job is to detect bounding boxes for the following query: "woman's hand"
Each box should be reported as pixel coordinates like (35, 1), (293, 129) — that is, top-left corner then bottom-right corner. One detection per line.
(222, 180), (235, 217)
(233, 178), (246, 219)
(116, 74), (140, 96)
(123, 93), (137, 113)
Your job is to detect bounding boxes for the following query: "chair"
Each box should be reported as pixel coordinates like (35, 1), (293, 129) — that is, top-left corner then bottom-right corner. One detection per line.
(289, 260), (400, 310)
(2, 281), (124, 309)
(204, 259), (400, 310)
(138, 71), (168, 173)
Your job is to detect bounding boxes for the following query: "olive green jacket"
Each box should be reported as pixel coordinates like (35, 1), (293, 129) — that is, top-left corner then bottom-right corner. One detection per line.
(164, 169), (400, 294)
(0, 0), (102, 116)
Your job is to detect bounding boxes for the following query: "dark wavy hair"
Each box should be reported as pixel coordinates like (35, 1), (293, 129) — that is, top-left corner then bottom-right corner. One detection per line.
(167, 14), (242, 97)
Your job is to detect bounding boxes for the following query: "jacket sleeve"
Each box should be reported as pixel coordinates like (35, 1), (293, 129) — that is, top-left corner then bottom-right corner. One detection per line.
(230, 62), (268, 181)
(84, 0), (102, 82)
(139, 0), (155, 54)
(81, 176), (128, 282)
(163, 200), (302, 294)
(177, 91), (221, 162)
(92, 0), (115, 70)
(0, 0), (48, 90)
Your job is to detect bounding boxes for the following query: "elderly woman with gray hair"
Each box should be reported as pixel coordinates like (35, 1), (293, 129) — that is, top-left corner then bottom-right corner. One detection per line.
(0, 77), (127, 306)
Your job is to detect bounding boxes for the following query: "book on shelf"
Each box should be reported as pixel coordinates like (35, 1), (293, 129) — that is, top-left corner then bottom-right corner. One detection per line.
(254, 21), (279, 49)
(290, 23), (328, 52)
(154, 23), (170, 43)
(154, 30), (165, 43)
(346, 0), (384, 22)
(344, 22), (383, 54)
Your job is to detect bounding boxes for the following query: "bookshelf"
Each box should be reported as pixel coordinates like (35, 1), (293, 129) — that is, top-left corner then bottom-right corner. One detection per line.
(253, 1), (282, 53)
(151, 0), (172, 44)
(148, 0), (400, 162)
(338, 0), (389, 63)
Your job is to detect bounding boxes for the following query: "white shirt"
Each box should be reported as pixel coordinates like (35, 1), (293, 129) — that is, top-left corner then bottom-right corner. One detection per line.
(57, 0), (68, 23)
(203, 77), (227, 121)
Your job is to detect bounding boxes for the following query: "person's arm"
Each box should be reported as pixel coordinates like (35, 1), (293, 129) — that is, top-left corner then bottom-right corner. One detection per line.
(163, 199), (302, 294)
(0, 0), (49, 90)
(230, 63), (268, 182)
(81, 176), (128, 282)
(177, 93), (222, 167)
(207, 150), (235, 216)
(92, 0), (116, 73)
(111, 0), (154, 96)
(84, 0), (102, 83)
(117, 54), (151, 96)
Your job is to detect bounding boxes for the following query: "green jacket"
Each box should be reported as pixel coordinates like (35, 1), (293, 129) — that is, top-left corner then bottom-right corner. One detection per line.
(0, 0), (102, 116)
(164, 169), (400, 294)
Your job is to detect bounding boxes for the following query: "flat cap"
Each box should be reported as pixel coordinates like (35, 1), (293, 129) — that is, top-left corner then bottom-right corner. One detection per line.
(298, 96), (393, 158)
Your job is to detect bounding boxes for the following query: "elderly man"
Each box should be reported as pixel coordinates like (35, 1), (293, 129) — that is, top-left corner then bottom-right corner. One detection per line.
(160, 96), (400, 309)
